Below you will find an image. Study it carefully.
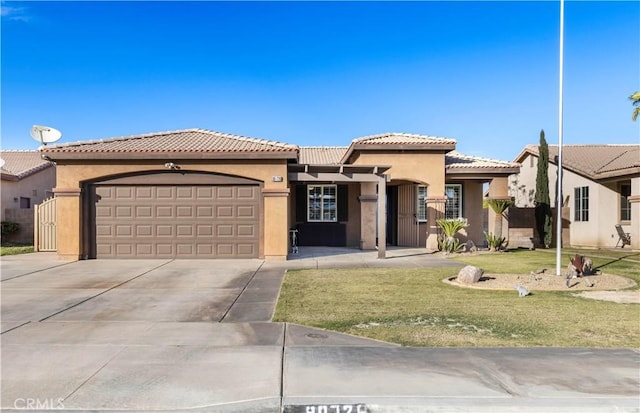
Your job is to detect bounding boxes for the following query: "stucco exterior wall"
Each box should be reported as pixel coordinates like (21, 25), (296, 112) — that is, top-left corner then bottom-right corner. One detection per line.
(53, 159), (290, 260)
(510, 153), (636, 249)
(352, 151), (446, 249)
(1, 167), (56, 220)
(351, 152), (446, 191)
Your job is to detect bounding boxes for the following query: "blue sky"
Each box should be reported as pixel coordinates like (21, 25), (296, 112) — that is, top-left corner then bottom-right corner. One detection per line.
(1, 1), (638, 161)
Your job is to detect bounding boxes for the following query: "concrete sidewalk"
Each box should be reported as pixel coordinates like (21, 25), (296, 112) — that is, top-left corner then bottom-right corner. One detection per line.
(1, 251), (639, 412)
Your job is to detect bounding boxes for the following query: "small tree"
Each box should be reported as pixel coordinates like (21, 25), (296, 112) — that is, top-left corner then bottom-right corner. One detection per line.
(534, 130), (553, 248)
(483, 198), (514, 250)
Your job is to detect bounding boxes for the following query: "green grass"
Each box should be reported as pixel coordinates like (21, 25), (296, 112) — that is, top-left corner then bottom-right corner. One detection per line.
(274, 249), (640, 347)
(0, 243), (34, 256)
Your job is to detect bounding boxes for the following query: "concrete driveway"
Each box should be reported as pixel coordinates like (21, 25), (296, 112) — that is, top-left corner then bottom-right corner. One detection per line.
(1, 251), (639, 412)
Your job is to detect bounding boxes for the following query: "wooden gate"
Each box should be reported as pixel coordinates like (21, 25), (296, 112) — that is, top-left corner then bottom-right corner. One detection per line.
(34, 197), (56, 251)
(397, 184), (420, 247)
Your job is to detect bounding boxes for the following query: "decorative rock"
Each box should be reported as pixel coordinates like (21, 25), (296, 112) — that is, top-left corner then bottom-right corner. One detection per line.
(465, 240), (477, 253)
(457, 265), (483, 284)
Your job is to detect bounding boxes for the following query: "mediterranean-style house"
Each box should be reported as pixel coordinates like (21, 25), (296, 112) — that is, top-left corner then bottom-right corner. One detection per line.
(41, 129), (519, 260)
(1, 150), (56, 243)
(510, 144), (639, 250)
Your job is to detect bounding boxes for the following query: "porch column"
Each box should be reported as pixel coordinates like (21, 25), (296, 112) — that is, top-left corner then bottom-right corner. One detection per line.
(262, 188), (290, 261)
(359, 182), (377, 250)
(377, 176), (386, 259)
(629, 176), (640, 250)
(426, 196), (447, 250)
(53, 187), (82, 260)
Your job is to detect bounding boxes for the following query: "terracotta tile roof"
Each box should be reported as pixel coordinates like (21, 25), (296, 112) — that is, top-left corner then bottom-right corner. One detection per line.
(299, 147), (348, 164)
(446, 151), (520, 168)
(0, 150), (53, 180)
(341, 132), (457, 163)
(516, 144), (640, 180)
(445, 151), (520, 174)
(351, 132), (457, 146)
(42, 129), (298, 159)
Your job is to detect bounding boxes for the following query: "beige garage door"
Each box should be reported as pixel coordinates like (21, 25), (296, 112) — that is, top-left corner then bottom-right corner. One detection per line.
(94, 185), (260, 258)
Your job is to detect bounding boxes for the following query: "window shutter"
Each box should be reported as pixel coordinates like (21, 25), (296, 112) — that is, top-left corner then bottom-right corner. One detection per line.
(338, 184), (348, 222)
(574, 187), (580, 221)
(296, 185), (307, 222)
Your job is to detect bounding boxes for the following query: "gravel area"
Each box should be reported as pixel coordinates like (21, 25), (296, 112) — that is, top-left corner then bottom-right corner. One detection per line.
(444, 272), (639, 304)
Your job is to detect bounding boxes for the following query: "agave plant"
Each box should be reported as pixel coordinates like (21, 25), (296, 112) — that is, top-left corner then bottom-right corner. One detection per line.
(436, 218), (467, 253)
(484, 231), (508, 252)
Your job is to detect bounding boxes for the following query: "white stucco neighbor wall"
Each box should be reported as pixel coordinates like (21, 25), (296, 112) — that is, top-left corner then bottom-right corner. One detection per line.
(509, 153), (633, 249)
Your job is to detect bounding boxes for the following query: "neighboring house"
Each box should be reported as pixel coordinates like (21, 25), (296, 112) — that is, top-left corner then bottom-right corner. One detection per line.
(1, 150), (56, 243)
(41, 129), (519, 260)
(510, 144), (639, 250)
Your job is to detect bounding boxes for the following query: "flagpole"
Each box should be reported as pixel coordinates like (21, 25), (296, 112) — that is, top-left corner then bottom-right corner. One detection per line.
(556, 0), (565, 276)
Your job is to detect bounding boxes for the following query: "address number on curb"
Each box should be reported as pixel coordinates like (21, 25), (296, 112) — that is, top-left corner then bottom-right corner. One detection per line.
(284, 404), (369, 413)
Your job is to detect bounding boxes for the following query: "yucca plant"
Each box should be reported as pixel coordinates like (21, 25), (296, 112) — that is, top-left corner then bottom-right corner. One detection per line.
(484, 231), (508, 252)
(436, 218), (467, 253)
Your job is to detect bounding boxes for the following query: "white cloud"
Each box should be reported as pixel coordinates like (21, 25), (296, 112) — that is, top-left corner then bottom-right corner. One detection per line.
(1, 3), (31, 22)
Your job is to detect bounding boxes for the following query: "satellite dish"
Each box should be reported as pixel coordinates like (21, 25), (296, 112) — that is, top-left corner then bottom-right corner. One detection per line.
(30, 125), (62, 145)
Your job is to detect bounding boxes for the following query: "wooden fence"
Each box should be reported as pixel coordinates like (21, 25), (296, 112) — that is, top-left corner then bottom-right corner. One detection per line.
(34, 197), (56, 251)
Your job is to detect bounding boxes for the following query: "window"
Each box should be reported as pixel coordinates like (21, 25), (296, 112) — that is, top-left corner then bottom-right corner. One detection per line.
(574, 186), (589, 222)
(620, 183), (631, 221)
(417, 185), (427, 222)
(19, 197), (31, 209)
(444, 184), (462, 219)
(308, 185), (337, 222)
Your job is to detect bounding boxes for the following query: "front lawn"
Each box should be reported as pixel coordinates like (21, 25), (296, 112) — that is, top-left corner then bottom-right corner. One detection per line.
(273, 249), (640, 347)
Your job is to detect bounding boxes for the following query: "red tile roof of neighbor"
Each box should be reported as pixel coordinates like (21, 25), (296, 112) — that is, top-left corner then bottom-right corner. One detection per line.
(0, 150), (53, 180)
(42, 129), (298, 159)
(515, 144), (640, 180)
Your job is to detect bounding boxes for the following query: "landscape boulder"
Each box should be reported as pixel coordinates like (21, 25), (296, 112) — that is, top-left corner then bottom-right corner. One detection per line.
(457, 265), (484, 284)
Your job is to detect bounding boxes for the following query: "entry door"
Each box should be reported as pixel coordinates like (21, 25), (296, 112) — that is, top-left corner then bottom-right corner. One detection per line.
(397, 184), (419, 247)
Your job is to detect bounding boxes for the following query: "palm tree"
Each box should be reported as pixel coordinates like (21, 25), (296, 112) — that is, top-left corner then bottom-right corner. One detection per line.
(630, 91), (640, 121)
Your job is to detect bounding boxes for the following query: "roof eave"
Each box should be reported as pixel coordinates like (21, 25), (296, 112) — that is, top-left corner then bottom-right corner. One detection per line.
(340, 142), (456, 164)
(593, 167), (640, 181)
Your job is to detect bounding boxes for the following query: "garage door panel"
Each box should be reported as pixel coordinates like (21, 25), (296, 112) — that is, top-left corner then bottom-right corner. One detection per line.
(136, 225), (153, 237)
(237, 244), (256, 256)
(135, 206), (153, 218)
(237, 224), (255, 237)
(116, 187), (134, 199)
(95, 183), (260, 258)
(157, 225), (173, 237)
(156, 187), (174, 199)
(237, 205), (256, 218)
(156, 206), (174, 218)
(136, 244), (154, 257)
(136, 187), (153, 199)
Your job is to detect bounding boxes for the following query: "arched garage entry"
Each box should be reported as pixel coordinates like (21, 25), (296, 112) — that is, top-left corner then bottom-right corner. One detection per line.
(84, 171), (263, 259)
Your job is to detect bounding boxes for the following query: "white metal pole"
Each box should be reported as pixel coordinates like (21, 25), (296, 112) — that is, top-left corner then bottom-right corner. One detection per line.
(556, 0), (565, 276)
